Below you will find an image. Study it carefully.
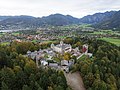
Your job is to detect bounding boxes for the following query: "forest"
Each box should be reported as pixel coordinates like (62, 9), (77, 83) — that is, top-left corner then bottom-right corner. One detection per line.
(72, 37), (120, 90)
(0, 41), (70, 90)
(0, 36), (120, 90)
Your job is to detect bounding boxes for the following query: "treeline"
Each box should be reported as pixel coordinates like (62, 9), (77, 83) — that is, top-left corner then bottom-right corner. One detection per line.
(7, 41), (53, 54)
(0, 42), (70, 90)
(1, 36), (120, 90)
(63, 37), (120, 89)
(72, 38), (120, 90)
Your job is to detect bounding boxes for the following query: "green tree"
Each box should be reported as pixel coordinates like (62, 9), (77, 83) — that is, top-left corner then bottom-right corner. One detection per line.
(22, 85), (31, 90)
(1, 81), (9, 90)
(1, 67), (15, 89)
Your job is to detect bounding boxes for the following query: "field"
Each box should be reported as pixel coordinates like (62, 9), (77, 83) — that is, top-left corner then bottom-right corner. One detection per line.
(12, 32), (20, 36)
(90, 30), (111, 34)
(0, 34), (2, 37)
(0, 32), (5, 37)
(1, 42), (10, 46)
(58, 36), (66, 38)
(99, 37), (120, 46)
(40, 40), (57, 44)
(91, 31), (106, 35)
(32, 40), (38, 43)
(77, 55), (88, 62)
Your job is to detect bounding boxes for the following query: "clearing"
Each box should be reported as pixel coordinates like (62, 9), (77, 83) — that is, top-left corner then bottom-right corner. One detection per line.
(99, 37), (120, 46)
(64, 72), (86, 90)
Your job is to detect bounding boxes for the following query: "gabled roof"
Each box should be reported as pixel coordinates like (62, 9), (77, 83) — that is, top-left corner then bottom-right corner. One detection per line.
(48, 63), (58, 69)
(61, 60), (69, 66)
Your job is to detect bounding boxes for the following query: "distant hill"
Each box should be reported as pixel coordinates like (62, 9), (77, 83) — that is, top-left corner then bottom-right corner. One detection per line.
(80, 11), (116, 24)
(79, 10), (120, 29)
(0, 16), (12, 21)
(94, 11), (120, 29)
(0, 15), (43, 29)
(0, 14), (80, 30)
(42, 14), (79, 26)
(0, 10), (120, 30)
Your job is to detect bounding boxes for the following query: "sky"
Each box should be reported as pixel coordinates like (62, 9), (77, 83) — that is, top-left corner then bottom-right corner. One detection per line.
(0, 0), (120, 18)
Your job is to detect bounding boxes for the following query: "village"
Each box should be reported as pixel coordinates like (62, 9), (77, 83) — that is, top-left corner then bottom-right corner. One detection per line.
(26, 41), (92, 72)
(1, 24), (119, 46)
(0, 28), (75, 45)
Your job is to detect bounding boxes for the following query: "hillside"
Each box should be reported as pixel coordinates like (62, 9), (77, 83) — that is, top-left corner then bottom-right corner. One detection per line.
(80, 11), (116, 24)
(79, 10), (120, 29)
(0, 16), (12, 21)
(42, 14), (79, 26)
(95, 11), (120, 29)
(0, 10), (120, 30)
(0, 14), (80, 30)
(0, 15), (43, 29)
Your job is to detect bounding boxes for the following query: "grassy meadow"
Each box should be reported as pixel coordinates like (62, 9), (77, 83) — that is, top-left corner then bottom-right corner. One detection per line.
(99, 37), (120, 46)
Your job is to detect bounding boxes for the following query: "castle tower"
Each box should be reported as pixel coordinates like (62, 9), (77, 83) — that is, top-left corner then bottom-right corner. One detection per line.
(51, 43), (54, 49)
(60, 41), (63, 46)
(82, 44), (88, 54)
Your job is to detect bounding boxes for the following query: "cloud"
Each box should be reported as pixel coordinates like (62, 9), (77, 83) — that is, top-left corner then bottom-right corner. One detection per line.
(0, 0), (120, 18)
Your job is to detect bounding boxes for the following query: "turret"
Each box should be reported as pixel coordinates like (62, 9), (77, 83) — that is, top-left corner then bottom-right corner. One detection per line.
(51, 43), (54, 49)
(82, 44), (88, 54)
(60, 41), (63, 46)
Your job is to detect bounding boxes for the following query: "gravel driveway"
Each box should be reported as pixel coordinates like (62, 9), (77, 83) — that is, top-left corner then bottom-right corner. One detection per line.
(64, 72), (86, 90)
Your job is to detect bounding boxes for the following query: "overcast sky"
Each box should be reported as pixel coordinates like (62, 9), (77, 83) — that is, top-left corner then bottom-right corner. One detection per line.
(0, 0), (120, 18)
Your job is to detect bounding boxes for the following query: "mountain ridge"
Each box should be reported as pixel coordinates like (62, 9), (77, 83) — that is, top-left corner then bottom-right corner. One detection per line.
(79, 11), (116, 24)
(0, 10), (120, 30)
(94, 10), (120, 29)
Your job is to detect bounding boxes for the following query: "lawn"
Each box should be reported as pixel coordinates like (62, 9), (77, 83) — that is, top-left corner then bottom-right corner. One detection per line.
(42, 40), (57, 43)
(52, 57), (61, 63)
(1, 42), (10, 46)
(0, 32), (5, 37)
(99, 37), (120, 46)
(93, 31), (105, 34)
(32, 40), (38, 43)
(90, 30), (116, 35)
(77, 55), (88, 62)
(79, 24), (92, 28)
(58, 36), (66, 38)
(0, 34), (2, 37)
(12, 32), (20, 36)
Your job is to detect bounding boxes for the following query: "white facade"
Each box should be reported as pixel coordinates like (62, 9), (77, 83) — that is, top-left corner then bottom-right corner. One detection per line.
(41, 60), (48, 66)
(51, 41), (72, 53)
(26, 41), (92, 72)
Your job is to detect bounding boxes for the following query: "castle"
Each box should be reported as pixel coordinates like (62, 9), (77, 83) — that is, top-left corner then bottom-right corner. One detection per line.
(51, 41), (72, 53)
(27, 41), (92, 72)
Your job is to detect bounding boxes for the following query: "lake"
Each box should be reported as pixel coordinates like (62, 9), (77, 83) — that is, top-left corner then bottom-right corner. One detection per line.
(0, 29), (30, 32)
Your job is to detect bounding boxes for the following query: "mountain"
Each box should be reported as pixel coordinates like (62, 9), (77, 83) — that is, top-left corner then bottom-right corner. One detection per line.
(0, 14), (80, 30)
(94, 11), (120, 29)
(80, 10), (120, 29)
(0, 11), (120, 30)
(0, 15), (42, 29)
(0, 16), (12, 21)
(42, 14), (79, 26)
(80, 11), (116, 24)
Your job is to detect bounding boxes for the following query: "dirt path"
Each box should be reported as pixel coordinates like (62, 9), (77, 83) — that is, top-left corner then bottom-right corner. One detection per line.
(64, 72), (86, 90)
